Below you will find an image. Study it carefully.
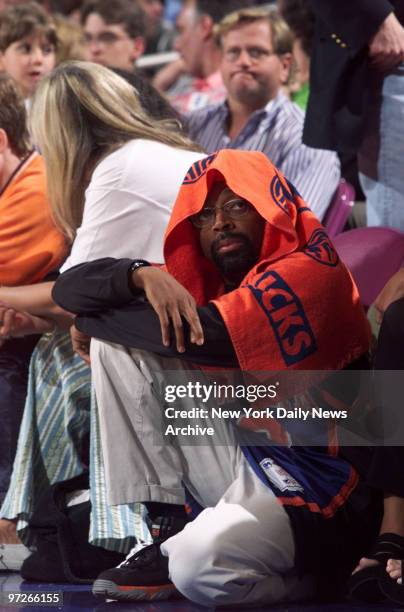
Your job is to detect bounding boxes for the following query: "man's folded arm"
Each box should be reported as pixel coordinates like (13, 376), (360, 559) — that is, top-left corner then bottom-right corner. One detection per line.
(52, 257), (238, 367)
(52, 258), (136, 314)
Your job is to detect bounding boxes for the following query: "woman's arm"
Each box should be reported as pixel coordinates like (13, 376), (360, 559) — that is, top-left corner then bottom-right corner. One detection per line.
(0, 282), (73, 326)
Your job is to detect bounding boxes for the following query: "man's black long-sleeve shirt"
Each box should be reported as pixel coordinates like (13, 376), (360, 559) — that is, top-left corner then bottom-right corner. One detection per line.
(53, 258), (238, 368)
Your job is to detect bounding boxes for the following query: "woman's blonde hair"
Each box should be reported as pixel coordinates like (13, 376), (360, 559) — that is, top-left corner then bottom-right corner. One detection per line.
(30, 61), (199, 241)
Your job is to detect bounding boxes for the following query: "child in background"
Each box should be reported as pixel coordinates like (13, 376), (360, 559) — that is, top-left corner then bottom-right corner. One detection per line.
(0, 3), (57, 100)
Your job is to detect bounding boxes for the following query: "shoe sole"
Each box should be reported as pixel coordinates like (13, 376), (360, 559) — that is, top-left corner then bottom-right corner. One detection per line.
(93, 578), (177, 601)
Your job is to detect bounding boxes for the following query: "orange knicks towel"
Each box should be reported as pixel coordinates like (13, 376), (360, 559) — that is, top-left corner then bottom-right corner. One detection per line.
(164, 150), (370, 371)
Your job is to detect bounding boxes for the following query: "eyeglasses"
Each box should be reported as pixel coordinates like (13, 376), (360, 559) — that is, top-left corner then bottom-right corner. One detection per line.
(190, 198), (251, 228)
(84, 31), (129, 45)
(224, 46), (274, 63)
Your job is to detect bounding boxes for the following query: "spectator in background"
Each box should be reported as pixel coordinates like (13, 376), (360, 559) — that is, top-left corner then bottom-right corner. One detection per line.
(80, 0), (146, 73)
(137, 0), (175, 54)
(156, 0), (245, 113)
(278, 0), (314, 110)
(304, 1), (404, 230)
(0, 74), (65, 555)
(54, 16), (86, 64)
(48, 0), (83, 24)
(187, 6), (340, 221)
(0, 3), (57, 101)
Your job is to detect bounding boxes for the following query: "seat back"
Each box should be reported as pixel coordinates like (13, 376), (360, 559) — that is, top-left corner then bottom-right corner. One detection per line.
(323, 179), (355, 238)
(334, 227), (404, 307)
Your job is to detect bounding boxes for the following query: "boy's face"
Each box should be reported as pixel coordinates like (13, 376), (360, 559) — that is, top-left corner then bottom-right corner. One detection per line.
(0, 34), (56, 98)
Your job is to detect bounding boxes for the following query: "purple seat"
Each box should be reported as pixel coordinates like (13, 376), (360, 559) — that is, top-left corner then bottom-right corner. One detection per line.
(334, 227), (404, 307)
(323, 179), (355, 238)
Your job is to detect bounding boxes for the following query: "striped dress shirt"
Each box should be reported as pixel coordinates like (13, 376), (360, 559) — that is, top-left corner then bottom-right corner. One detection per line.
(187, 92), (340, 221)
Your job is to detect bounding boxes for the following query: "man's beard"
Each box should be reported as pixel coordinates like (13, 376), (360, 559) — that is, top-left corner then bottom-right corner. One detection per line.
(211, 232), (258, 282)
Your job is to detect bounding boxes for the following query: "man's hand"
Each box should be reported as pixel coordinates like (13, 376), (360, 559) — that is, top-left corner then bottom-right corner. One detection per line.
(369, 12), (404, 72)
(70, 325), (91, 365)
(0, 304), (54, 347)
(133, 267), (204, 353)
(374, 268), (404, 324)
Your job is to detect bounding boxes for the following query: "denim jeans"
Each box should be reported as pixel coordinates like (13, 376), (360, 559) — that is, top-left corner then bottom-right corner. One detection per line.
(359, 64), (404, 229)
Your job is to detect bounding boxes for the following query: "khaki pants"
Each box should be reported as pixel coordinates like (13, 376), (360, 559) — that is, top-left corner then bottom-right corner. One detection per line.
(91, 339), (315, 607)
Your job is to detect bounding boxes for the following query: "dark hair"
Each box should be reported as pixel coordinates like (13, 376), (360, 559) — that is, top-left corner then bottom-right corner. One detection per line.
(195, 0), (253, 24)
(112, 68), (183, 124)
(80, 0), (146, 39)
(278, 0), (314, 57)
(0, 74), (30, 157)
(0, 2), (58, 52)
(48, 0), (83, 18)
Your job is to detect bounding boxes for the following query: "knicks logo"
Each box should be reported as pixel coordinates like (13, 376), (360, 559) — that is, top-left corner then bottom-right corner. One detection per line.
(247, 271), (317, 366)
(183, 153), (217, 184)
(304, 229), (339, 267)
(269, 175), (296, 216)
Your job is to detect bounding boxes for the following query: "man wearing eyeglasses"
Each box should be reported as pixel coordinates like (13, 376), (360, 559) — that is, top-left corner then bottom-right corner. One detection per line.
(187, 6), (341, 222)
(51, 149), (374, 607)
(80, 0), (146, 72)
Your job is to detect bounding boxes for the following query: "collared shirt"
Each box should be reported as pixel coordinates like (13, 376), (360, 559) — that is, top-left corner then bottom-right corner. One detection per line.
(169, 70), (226, 114)
(186, 93), (341, 220)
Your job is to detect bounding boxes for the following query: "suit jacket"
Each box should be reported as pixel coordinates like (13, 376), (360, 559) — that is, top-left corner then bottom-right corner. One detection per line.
(303, 0), (397, 153)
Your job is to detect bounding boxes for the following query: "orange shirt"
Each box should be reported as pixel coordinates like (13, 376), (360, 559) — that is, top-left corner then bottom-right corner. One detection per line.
(0, 152), (66, 286)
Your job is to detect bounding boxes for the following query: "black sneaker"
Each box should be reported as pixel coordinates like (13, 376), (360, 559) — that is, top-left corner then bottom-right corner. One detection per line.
(92, 541), (176, 601)
(92, 515), (186, 602)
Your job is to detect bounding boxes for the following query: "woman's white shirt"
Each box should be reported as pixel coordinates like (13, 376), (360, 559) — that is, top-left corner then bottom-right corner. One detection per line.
(60, 139), (202, 272)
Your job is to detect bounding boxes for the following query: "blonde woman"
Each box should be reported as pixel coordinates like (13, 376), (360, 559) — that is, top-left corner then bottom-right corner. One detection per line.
(0, 61), (204, 570)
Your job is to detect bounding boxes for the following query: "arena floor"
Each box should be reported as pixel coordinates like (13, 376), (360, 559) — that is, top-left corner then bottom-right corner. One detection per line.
(0, 573), (401, 612)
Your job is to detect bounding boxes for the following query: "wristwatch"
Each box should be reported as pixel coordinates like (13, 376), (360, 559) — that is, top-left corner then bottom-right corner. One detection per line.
(128, 259), (151, 294)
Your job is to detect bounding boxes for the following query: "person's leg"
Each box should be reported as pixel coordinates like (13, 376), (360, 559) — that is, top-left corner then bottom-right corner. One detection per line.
(0, 331), (91, 541)
(90, 339), (243, 509)
(0, 337), (38, 508)
(163, 457), (315, 607)
(90, 339), (185, 507)
(91, 340), (315, 606)
(359, 67), (404, 229)
(87, 388), (151, 554)
(349, 299), (404, 600)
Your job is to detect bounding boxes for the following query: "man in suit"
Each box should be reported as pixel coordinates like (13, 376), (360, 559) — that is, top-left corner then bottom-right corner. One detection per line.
(303, 0), (404, 229)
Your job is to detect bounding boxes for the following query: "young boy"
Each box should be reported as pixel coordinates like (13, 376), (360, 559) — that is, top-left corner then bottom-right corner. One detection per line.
(0, 2), (57, 99)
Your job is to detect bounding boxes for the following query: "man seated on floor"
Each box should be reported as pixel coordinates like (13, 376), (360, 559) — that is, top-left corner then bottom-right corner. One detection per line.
(48, 150), (380, 607)
(187, 6), (340, 221)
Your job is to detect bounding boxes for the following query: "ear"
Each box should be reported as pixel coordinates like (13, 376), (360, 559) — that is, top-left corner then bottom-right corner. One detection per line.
(131, 36), (145, 61)
(199, 14), (214, 41)
(278, 52), (293, 85)
(0, 128), (9, 153)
